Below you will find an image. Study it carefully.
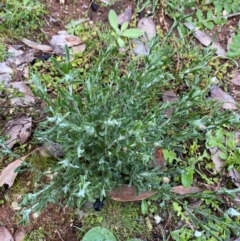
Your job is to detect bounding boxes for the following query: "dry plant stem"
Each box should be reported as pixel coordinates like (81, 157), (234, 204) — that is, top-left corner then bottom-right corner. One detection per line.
(225, 12), (240, 19)
(159, 0), (168, 32)
(56, 229), (65, 241)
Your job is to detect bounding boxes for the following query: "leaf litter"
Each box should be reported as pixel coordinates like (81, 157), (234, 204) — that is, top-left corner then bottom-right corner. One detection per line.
(1, 0), (240, 240)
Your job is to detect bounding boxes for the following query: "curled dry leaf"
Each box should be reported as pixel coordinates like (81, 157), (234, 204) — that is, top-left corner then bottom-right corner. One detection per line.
(7, 49), (35, 66)
(0, 73), (12, 86)
(71, 44), (86, 54)
(9, 81), (35, 106)
(0, 157), (25, 188)
(3, 116), (32, 149)
(231, 70), (240, 86)
(210, 84), (237, 110)
(22, 38), (52, 52)
(132, 39), (150, 56)
(0, 62), (13, 74)
(162, 91), (178, 118)
(118, 5), (132, 25)
(0, 226), (14, 241)
(234, 131), (240, 147)
(137, 17), (156, 42)
(228, 169), (240, 188)
(152, 147), (165, 167)
(13, 227), (26, 241)
(184, 23), (226, 56)
(172, 185), (200, 194)
(108, 184), (156, 201)
(50, 32), (83, 54)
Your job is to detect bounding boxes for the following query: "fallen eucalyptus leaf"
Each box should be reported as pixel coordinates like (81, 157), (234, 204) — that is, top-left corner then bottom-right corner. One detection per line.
(9, 81), (35, 106)
(172, 185), (200, 194)
(22, 38), (52, 52)
(7, 49), (35, 66)
(153, 147), (165, 167)
(3, 116), (32, 149)
(0, 73), (12, 86)
(132, 39), (150, 56)
(0, 157), (25, 187)
(184, 23), (226, 56)
(162, 91), (178, 118)
(210, 84), (237, 110)
(108, 184), (156, 201)
(229, 169), (240, 188)
(0, 226), (14, 241)
(71, 44), (86, 54)
(212, 149), (225, 173)
(0, 62), (13, 74)
(231, 71), (240, 86)
(137, 17), (156, 41)
(50, 33), (83, 55)
(118, 5), (132, 25)
(13, 227), (26, 241)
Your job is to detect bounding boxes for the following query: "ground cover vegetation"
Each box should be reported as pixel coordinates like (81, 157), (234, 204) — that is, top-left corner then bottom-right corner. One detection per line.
(1, 0), (240, 240)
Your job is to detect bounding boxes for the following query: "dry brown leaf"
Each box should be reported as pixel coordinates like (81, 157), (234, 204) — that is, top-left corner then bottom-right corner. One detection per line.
(0, 158), (25, 188)
(212, 149), (225, 173)
(118, 5), (132, 25)
(210, 84), (237, 110)
(0, 62), (13, 74)
(0, 226), (14, 241)
(172, 185), (200, 194)
(229, 169), (240, 188)
(152, 147), (165, 167)
(234, 131), (240, 147)
(108, 184), (156, 201)
(9, 81), (35, 106)
(184, 23), (226, 56)
(7, 49), (35, 66)
(231, 71), (240, 86)
(50, 33), (83, 54)
(22, 38), (52, 52)
(137, 17), (156, 41)
(162, 91), (178, 118)
(71, 44), (86, 54)
(3, 116), (32, 149)
(13, 227), (26, 241)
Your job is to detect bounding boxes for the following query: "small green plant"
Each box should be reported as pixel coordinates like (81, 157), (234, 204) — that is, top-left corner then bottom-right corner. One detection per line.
(206, 128), (240, 171)
(0, 0), (46, 37)
(108, 9), (143, 47)
(24, 227), (46, 241)
(82, 227), (117, 241)
(227, 29), (240, 58)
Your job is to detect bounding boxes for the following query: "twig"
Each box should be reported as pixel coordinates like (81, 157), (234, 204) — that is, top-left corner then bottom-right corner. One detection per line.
(56, 229), (65, 241)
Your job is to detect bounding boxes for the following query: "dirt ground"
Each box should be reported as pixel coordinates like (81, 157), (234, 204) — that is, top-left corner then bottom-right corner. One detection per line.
(1, 0), (240, 240)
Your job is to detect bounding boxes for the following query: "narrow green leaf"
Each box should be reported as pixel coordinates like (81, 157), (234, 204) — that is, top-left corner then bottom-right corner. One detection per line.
(141, 200), (148, 215)
(108, 10), (119, 32)
(121, 28), (143, 38)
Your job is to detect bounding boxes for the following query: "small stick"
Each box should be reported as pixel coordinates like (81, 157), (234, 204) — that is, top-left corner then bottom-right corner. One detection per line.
(56, 229), (65, 241)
